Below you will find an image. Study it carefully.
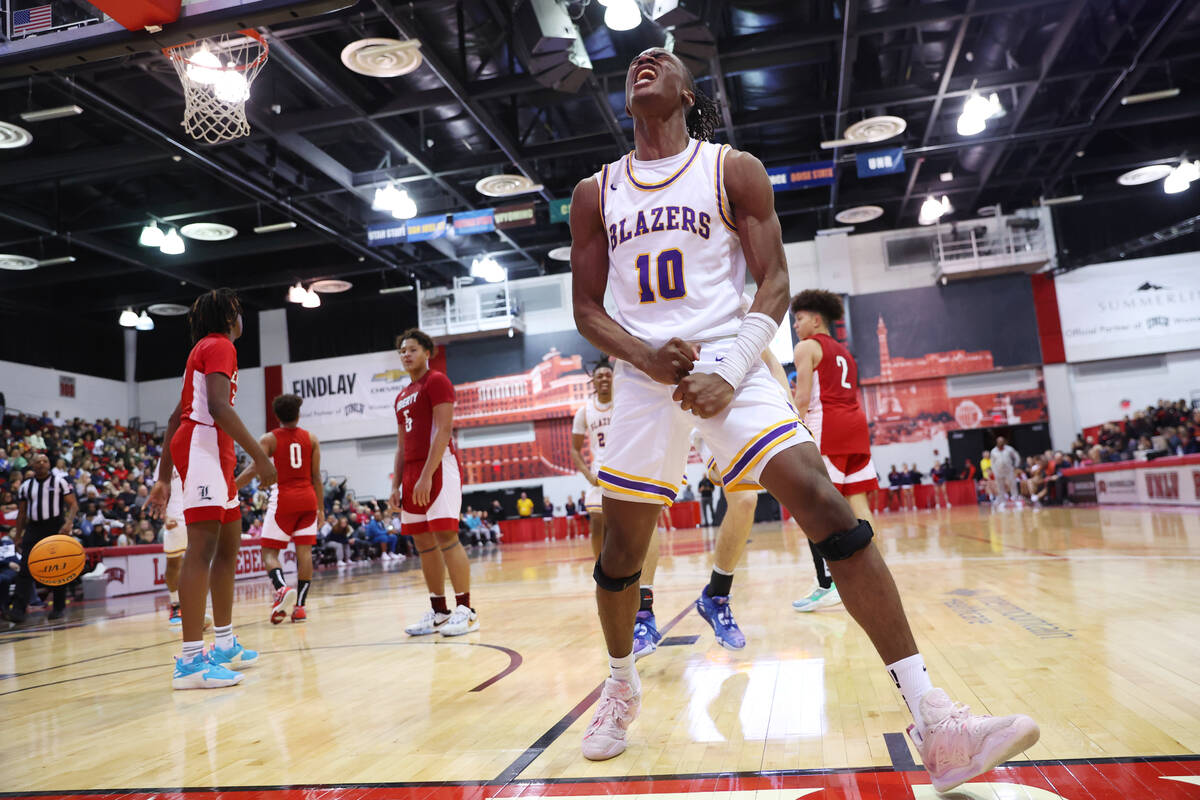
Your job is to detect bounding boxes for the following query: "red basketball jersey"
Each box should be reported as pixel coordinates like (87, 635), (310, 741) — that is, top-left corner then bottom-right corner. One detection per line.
(178, 334), (238, 460)
(804, 333), (872, 455)
(270, 426), (317, 513)
(394, 369), (456, 465)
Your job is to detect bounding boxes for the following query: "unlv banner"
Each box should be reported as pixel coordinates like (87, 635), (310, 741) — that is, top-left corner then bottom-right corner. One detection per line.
(280, 350), (412, 441)
(1055, 252), (1200, 362)
(89, 542), (296, 598)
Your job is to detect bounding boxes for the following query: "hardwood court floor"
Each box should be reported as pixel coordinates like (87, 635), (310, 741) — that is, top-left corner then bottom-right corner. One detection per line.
(2, 504), (1199, 799)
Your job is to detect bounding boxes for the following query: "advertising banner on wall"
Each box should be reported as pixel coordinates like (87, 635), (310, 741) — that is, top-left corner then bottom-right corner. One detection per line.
(93, 542), (296, 598)
(1095, 469), (1139, 504)
(281, 350), (413, 441)
(1055, 252), (1200, 363)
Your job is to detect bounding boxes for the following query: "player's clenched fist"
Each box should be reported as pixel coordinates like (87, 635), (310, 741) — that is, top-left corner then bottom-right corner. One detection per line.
(673, 373), (735, 418)
(639, 338), (698, 385)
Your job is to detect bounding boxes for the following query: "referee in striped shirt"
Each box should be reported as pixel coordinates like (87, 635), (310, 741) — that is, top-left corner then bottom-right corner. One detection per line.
(4, 453), (77, 623)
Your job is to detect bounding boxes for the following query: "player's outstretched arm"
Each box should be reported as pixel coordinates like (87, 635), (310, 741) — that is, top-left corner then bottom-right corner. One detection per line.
(147, 401), (182, 520)
(570, 177), (696, 385)
(725, 150), (790, 322)
(791, 339), (821, 417)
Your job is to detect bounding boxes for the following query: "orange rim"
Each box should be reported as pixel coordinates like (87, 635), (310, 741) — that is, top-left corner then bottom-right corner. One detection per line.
(162, 29), (268, 72)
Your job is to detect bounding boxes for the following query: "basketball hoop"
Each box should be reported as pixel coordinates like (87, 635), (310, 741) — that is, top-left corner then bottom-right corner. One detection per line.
(163, 30), (268, 144)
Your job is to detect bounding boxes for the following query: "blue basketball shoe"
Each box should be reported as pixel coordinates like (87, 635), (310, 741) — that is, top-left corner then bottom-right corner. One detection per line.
(172, 651), (243, 689)
(696, 589), (746, 650)
(632, 610), (661, 660)
(208, 636), (259, 668)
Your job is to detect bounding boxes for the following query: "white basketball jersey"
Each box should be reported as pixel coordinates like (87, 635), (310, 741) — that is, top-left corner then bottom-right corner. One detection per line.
(594, 139), (747, 347)
(572, 397), (613, 465)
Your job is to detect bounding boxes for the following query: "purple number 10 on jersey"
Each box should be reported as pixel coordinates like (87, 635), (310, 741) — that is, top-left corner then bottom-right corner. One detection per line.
(635, 248), (686, 304)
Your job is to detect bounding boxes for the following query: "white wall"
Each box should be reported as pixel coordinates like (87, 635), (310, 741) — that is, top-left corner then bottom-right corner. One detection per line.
(0, 359), (129, 422)
(1067, 349), (1200, 430)
(136, 367), (265, 434)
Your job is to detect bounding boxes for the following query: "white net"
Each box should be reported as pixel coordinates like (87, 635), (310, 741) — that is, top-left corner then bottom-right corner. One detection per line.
(164, 30), (268, 144)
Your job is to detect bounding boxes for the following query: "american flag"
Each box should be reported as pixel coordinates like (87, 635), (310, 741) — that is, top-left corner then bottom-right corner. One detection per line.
(12, 4), (53, 36)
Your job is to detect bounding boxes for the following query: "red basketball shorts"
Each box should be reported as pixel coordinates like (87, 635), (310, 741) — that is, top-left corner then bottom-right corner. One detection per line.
(400, 452), (462, 534)
(822, 453), (879, 497)
(171, 421), (238, 525)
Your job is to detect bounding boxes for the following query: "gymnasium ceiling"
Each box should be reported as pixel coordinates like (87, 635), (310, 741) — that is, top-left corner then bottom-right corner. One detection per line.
(1, 0), (1200, 319)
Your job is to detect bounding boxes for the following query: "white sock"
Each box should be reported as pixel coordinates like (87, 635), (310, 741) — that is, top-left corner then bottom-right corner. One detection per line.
(181, 640), (204, 661)
(609, 652), (640, 694)
(887, 653), (933, 735)
(213, 624), (235, 650)
(168, 590), (179, 603)
(713, 565), (734, 576)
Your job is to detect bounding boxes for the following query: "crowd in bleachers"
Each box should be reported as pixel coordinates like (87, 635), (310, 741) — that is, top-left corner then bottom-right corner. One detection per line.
(1072, 399), (1200, 464)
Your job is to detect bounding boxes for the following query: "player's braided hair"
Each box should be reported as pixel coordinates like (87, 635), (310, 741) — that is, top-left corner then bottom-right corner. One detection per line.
(188, 288), (242, 345)
(685, 73), (721, 143)
(790, 289), (844, 329)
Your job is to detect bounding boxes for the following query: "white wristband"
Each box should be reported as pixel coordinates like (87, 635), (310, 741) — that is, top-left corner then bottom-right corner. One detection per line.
(714, 312), (778, 390)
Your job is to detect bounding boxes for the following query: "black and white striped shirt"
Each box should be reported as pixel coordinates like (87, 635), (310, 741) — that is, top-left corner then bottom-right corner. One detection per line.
(18, 474), (73, 522)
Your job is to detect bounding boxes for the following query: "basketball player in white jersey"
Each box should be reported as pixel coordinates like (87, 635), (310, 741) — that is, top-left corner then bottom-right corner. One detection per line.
(568, 48), (1038, 792)
(154, 459), (211, 630)
(571, 360), (614, 560)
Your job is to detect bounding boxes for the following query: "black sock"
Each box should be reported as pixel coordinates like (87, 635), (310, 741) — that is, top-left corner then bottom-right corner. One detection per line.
(706, 569), (733, 598)
(267, 567), (285, 591)
(639, 585), (654, 613)
(808, 541), (833, 589)
(297, 580), (310, 606)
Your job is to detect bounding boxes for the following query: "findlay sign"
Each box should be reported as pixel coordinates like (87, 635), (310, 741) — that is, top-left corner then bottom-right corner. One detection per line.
(281, 350), (412, 441)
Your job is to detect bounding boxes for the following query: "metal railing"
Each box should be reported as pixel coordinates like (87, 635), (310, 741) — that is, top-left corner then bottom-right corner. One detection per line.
(935, 221), (1048, 270)
(418, 280), (524, 338)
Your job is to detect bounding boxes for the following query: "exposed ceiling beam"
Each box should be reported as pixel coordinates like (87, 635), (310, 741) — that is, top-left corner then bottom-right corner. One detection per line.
(1040, 0), (1193, 197)
(371, 0), (553, 205)
(964, 0), (1089, 214)
(828, 0), (859, 214)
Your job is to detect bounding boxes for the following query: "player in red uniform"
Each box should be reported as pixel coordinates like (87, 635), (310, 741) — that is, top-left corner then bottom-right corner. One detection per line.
(236, 393), (324, 624)
(388, 329), (477, 637)
(149, 288), (277, 690)
(789, 289), (878, 612)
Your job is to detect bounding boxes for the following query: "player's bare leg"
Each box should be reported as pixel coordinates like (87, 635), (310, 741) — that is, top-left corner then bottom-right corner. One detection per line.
(165, 554), (183, 625)
(434, 529), (477, 635)
(405, 531), (454, 635)
(761, 442), (1038, 790)
(589, 512), (606, 560)
(179, 521), (219, 644)
(697, 488), (756, 648)
(584, 496), (660, 760)
(263, 546), (297, 624)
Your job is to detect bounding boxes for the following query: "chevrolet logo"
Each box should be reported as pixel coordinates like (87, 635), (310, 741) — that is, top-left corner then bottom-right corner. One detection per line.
(372, 369), (408, 382)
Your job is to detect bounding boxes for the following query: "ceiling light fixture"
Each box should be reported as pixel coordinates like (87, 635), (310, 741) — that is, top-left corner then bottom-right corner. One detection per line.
(287, 283), (308, 303)
(918, 195), (952, 225)
(372, 183), (418, 219)
(475, 174), (543, 197)
(148, 303), (189, 316)
(138, 222), (165, 247)
(159, 227), (186, 255)
(185, 44), (222, 85)
(19, 104), (83, 122)
(820, 116), (907, 149)
(253, 221), (297, 234)
(301, 288), (322, 308)
(956, 90), (1003, 136)
(1120, 88), (1180, 106)
(213, 62), (250, 104)
(1116, 164), (1174, 186)
(0, 254), (39, 270)
(379, 285), (415, 294)
(119, 308), (139, 327)
(470, 255), (506, 283)
(0, 121), (32, 149)
(1038, 195), (1083, 206)
(604, 0), (642, 31)
(340, 38), (423, 77)
(548, 246), (572, 261)
(1163, 159), (1199, 195)
(180, 222), (237, 241)
(136, 311), (155, 331)
(36, 256), (77, 267)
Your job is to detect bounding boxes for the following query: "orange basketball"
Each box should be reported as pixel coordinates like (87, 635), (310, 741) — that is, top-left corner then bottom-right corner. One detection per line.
(28, 534), (86, 586)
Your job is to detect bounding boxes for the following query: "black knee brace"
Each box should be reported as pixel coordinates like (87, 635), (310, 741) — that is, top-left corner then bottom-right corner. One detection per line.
(813, 519), (874, 561)
(593, 559), (642, 592)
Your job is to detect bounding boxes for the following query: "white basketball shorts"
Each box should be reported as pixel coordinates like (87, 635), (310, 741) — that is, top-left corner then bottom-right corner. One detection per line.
(599, 339), (811, 506)
(584, 484), (604, 513)
(163, 468), (188, 557)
